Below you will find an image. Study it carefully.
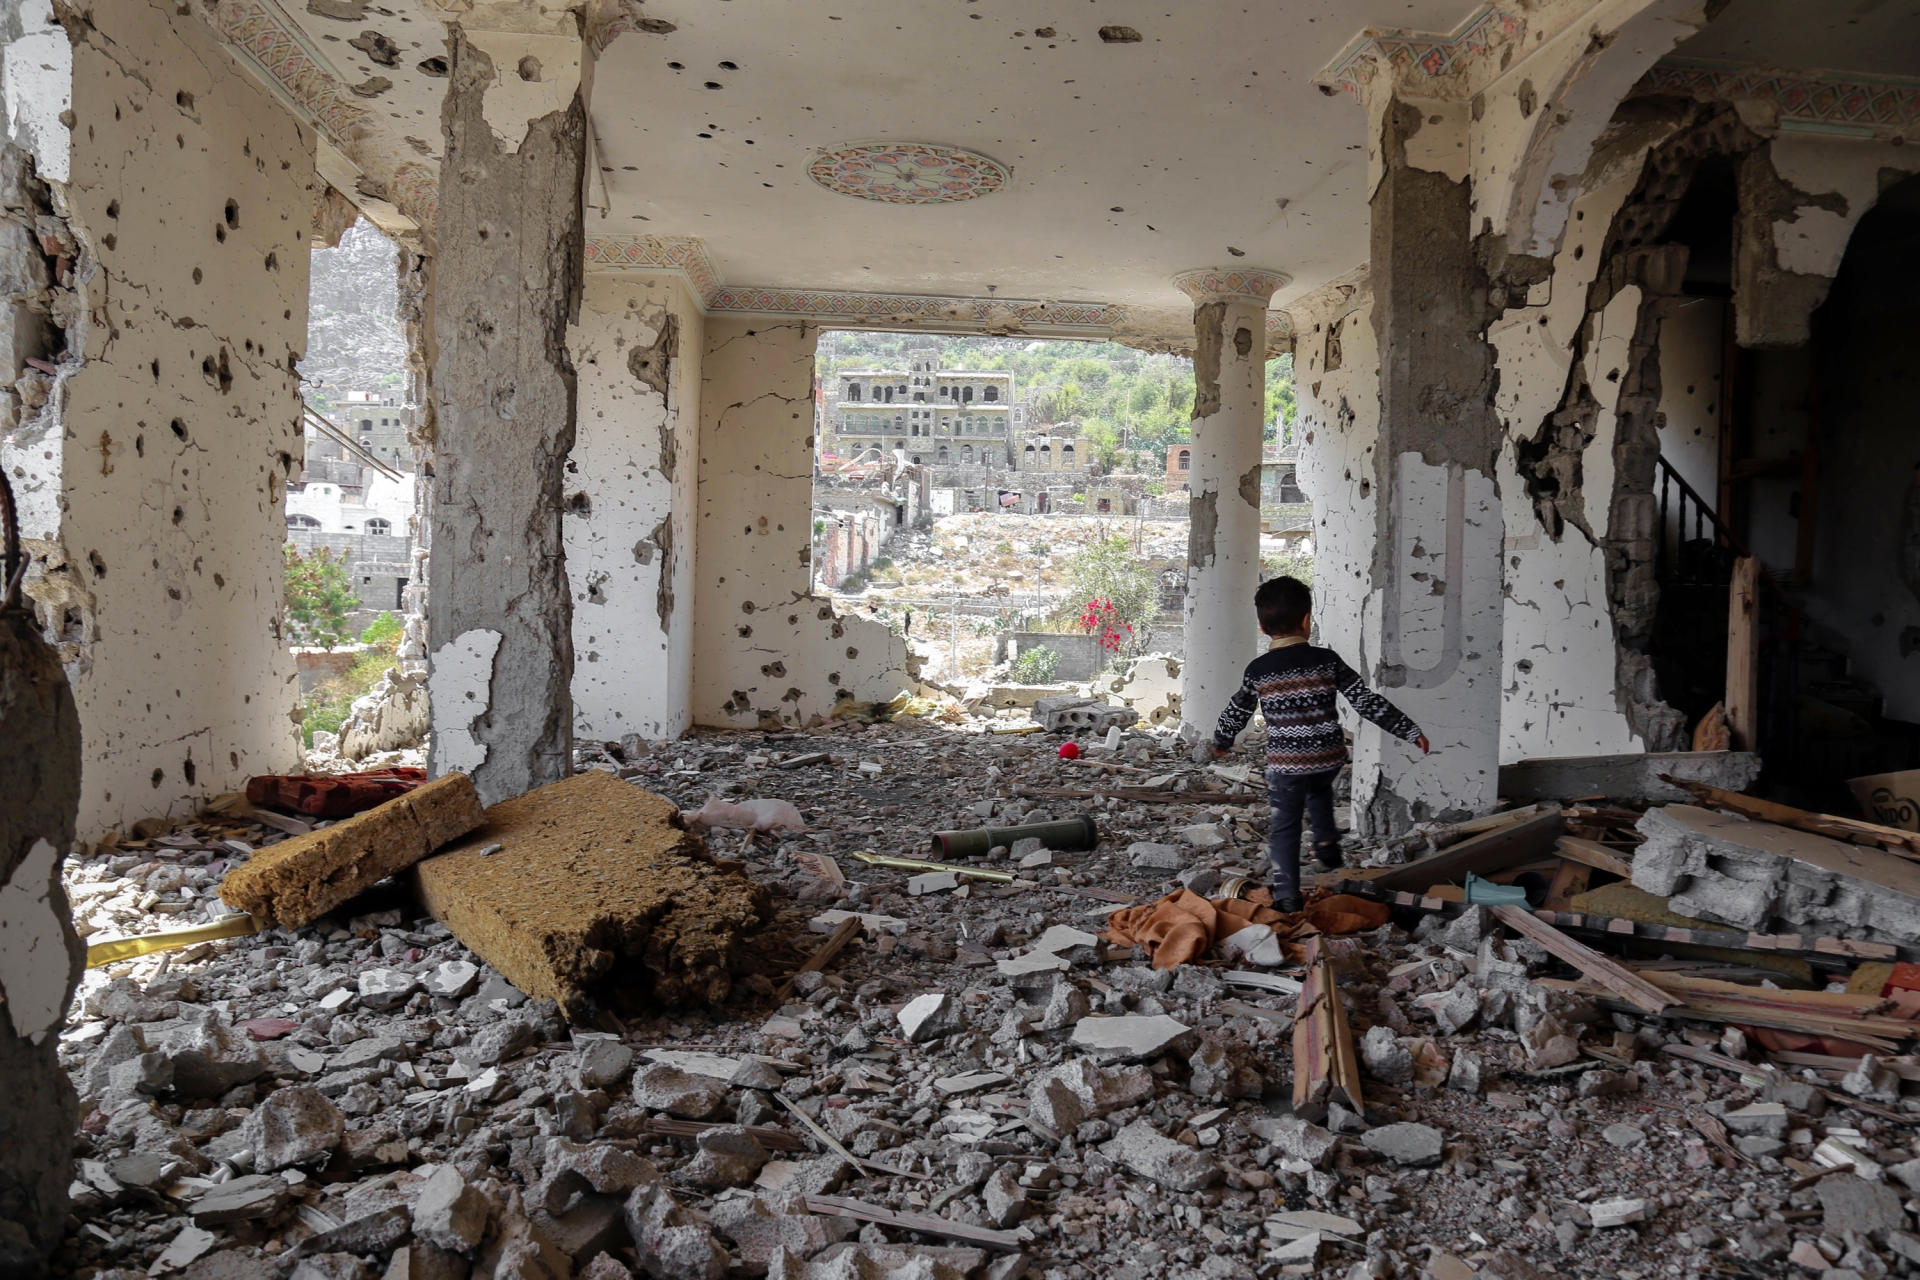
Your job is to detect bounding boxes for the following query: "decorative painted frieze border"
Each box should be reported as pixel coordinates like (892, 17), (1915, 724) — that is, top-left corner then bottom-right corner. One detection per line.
(584, 234), (1298, 340)
(1316, 6), (1524, 102)
(205, 0), (369, 143)
(1633, 58), (1920, 137)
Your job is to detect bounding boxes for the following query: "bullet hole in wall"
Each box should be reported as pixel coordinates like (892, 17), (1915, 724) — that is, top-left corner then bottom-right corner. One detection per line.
(193, 267), (203, 283)
(151, 767), (164, 788)
(183, 759), (197, 785)
(214, 574), (224, 589)
(215, 224), (226, 243)
(1098, 25), (1142, 42)
(230, 752), (238, 769)
(135, 434), (144, 456)
(171, 419), (188, 442)
(150, 359), (160, 381)
(264, 251), (278, 272)
(846, 647), (859, 660)
(172, 506), (184, 525)
(416, 56), (447, 77)
(89, 551), (105, 578)
(225, 199), (240, 229)
(176, 89), (195, 112)
(742, 601), (756, 614)
(738, 625), (752, 637)
(517, 56), (542, 82)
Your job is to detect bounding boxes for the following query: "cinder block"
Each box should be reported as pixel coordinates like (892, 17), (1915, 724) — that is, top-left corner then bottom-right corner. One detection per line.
(220, 773), (486, 927)
(413, 771), (771, 1018)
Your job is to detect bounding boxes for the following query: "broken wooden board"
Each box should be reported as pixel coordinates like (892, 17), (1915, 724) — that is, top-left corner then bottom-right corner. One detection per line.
(1490, 905), (1678, 1015)
(220, 772), (485, 928)
(1555, 836), (1634, 879)
(1335, 810), (1566, 893)
(1292, 935), (1362, 1123)
(804, 1195), (1023, 1252)
(413, 771), (771, 1018)
(775, 916), (860, 1001)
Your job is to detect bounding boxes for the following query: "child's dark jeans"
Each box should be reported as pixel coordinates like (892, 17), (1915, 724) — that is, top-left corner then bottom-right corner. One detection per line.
(1266, 765), (1341, 901)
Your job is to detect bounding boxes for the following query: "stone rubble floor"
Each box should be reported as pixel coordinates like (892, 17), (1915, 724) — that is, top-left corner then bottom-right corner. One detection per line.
(52, 719), (1920, 1280)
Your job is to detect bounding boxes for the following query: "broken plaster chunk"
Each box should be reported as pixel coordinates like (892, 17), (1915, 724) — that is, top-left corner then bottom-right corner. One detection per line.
(1360, 1122), (1444, 1167)
(425, 959), (480, 999)
(1069, 1014), (1193, 1061)
(897, 992), (964, 1043)
(357, 968), (420, 1009)
(412, 771), (771, 1018)
(1128, 841), (1185, 871)
(574, 1038), (635, 1089)
(1111, 1120), (1220, 1191)
(220, 773), (485, 928)
(908, 871), (960, 896)
(643, 1049), (742, 1082)
(811, 909), (907, 936)
(242, 1085), (345, 1172)
(631, 1064), (728, 1119)
(1178, 823), (1232, 849)
(1589, 1197), (1647, 1228)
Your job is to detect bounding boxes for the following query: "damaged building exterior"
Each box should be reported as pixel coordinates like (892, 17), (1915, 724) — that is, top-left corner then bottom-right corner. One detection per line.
(6, 0), (1920, 1275)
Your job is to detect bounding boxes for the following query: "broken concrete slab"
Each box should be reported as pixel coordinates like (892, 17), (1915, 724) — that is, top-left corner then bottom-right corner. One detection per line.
(413, 771), (771, 1016)
(1361, 1122), (1444, 1167)
(1069, 1014), (1193, 1061)
(1635, 803), (1920, 941)
(220, 772), (486, 927)
(1498, 751), (1761, 804)
(1127, 842), (1185, 871)
(897, 993), (964, 1043)
(1109, 1120), (1219, 1191)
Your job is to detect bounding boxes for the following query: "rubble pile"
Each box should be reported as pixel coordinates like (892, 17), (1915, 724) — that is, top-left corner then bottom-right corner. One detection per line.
(50, 723), (1920, 1280)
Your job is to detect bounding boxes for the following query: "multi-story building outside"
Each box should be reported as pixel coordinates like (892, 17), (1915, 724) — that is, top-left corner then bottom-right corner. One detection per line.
(287, 387), (422, 628)
(827, 344), (1017, 467)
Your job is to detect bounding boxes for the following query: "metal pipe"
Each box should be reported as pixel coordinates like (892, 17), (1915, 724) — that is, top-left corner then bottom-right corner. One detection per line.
(847, 850), (1016, 882)
(86, 913), (264, 968)
(929, 814), (1099, 860)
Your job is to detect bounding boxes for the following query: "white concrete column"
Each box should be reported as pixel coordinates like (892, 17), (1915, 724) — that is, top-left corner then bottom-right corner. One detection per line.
(566, 273), (703, 742)
(1173, 268), (1286, 741)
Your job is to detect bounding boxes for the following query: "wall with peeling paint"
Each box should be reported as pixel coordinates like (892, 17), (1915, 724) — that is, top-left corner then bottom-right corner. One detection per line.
(1492, 162), (1649, 762)
(691, 318), (913, 729)
(567, 273), (702, 741)
(9, 0), (309, 837)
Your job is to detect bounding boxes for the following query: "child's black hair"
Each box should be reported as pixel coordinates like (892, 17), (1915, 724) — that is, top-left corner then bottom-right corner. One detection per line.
(1255, 575), (1311, 635)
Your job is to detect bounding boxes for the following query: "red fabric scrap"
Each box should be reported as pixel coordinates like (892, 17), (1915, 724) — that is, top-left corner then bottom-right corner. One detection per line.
(246, 768), (425, 818)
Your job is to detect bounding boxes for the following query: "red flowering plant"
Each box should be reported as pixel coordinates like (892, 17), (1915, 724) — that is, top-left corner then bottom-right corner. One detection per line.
(1078, 596), (1134, 653)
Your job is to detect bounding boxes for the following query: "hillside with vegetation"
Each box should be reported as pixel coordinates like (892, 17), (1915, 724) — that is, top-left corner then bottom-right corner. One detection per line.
(817, 331), (1297, 471)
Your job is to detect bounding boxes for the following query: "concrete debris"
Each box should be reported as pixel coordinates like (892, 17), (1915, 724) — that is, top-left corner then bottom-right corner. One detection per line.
(1634, 803), (1920, 941)
(55, 719), (1920, 1280)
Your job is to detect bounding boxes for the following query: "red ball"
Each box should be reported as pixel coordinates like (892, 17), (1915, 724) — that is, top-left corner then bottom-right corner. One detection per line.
(1057, 741), (1081, 760)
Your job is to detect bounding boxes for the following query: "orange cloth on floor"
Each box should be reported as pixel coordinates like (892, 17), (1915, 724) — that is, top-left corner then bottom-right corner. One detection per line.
(1102, 888), (1390, 970)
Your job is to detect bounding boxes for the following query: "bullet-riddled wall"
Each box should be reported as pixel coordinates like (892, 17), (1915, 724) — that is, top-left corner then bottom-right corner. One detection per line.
(3, 0), (309, 837)
(567, 273), (703, 742)
(692, 318), (913, 728)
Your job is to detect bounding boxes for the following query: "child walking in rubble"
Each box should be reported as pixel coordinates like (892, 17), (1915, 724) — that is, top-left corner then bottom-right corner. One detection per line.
(1210, 575), (1429, 914)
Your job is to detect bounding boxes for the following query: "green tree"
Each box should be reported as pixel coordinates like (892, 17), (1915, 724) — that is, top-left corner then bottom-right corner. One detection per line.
(1065, 536), (1161, 655)
(359, 610), (403, 651)
(1081, 419), (1123, 470)
(285, 544), (359, 648)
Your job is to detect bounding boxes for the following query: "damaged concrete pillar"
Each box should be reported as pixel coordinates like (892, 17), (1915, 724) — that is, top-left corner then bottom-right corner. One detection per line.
(426, 20), (588, 804)
(1359, 100), (1505, 833)
(1174, 269), (1282, 742)
(566, 274), (704, 741)
(0, 522), (85, 1275)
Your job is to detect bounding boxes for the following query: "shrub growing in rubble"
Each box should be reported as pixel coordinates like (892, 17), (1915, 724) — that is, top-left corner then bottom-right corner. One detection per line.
(1066, 536), (1158, 656)
(358, 610), (403, 650)
(1010, 644), (1063, 684)
(284, 544), (359, 648)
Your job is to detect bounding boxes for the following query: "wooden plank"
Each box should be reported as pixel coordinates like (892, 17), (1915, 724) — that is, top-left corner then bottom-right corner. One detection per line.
(804, 1194), (1024, 1253)
(1341, 810), (1566, 893)
(1291, 935), (1362, 1123)
(775, 916), (861, 1002)
(1543, 859), (1592, 912)
(1727, 554), (1759, 752)
(1492, 905), (1679, 1014)
(643, 1118), (806, 1151)
(1555, 836), (1634, 879)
